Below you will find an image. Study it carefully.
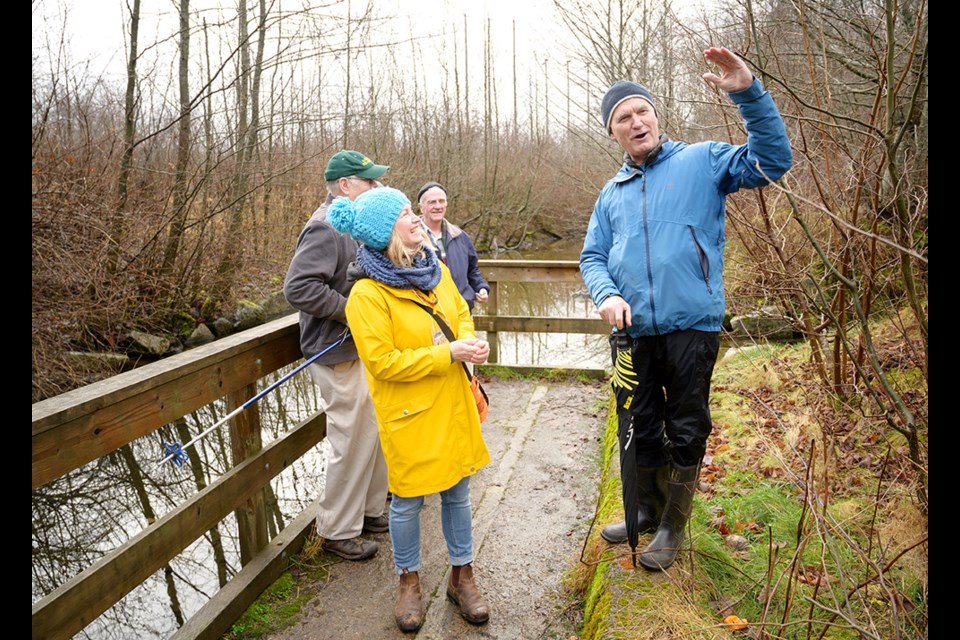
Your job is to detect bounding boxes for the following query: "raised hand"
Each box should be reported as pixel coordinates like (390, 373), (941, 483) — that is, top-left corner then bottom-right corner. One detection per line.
(702, 47), (753, 93)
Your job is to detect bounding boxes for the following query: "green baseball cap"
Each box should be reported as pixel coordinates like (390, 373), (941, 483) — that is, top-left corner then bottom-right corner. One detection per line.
(324, 150), (390, 181)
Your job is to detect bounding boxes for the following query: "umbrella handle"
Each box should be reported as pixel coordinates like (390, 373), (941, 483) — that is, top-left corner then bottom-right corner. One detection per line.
(615, 310), (631, 350)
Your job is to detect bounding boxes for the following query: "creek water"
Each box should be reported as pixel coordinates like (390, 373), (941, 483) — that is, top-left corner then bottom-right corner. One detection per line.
(32, 238), (611, 640)
(477, 238), (610, 370)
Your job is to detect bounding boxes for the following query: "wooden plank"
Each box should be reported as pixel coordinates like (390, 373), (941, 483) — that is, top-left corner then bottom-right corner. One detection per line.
(228, 384), (269, 565)
(170, 498), (320, 640)
(32, 315), (303, 489)
(31, 412), (327, 640)
(477, 259), (582, 284)
(471, 315), (610, 335)
(486, 281), (499, 364)
(477, 258), (580, 271)
(32, 314), (300, 431)
(480, 264), (583, 284)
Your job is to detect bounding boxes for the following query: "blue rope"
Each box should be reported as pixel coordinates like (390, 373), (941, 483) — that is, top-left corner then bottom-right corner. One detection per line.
(158, 329), (350, 467)
(164, 441), (189, 467)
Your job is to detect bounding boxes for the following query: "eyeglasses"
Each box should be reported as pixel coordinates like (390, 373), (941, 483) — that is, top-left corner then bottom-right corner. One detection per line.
(346, 176), (379, 188)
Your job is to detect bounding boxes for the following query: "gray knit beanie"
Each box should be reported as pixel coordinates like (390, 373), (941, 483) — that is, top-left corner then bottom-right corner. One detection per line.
(600, 80), (657, 133)
(417, 181), (447, 202)
(328, 187), (410, 251)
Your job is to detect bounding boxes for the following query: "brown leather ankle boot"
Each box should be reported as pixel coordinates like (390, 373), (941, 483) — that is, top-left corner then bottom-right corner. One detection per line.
(446, 563), (490, 625)
(394, 569), (423, 632)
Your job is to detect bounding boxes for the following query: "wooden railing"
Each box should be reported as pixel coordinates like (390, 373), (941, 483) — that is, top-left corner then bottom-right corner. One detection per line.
(31, 259), (608, 640)
(474, 259), (610, 364)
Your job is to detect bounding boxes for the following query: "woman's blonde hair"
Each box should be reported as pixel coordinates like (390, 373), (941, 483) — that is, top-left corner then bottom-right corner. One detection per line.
(386, 224), (426, 267)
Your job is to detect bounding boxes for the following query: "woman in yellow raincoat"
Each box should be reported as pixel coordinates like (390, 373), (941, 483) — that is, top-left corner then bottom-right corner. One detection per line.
(329, 186), (491, 633)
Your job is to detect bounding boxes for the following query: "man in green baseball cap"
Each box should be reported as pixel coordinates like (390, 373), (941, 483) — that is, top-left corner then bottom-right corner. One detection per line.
(283, 149), (392, 561)
(324, 150), (390, 181)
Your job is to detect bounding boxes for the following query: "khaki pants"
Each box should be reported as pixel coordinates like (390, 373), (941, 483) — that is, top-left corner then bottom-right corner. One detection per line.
(308, 359), (389, 540)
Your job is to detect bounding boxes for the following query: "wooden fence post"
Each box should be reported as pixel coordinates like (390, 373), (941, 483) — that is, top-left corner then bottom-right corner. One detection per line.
(486, 281), (499, 364)
(227, 383), (269, 565)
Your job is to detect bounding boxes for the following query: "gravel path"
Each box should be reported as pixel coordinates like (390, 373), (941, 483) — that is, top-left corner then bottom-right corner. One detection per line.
(264, 376), (609, 640)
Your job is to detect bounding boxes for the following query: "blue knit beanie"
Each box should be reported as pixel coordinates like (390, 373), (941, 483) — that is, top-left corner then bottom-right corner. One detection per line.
(327, 187), (410, 251)
(600, 80), (657, 133)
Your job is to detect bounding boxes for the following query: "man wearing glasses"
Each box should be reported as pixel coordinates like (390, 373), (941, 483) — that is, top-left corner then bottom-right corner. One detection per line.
(283, 150), (391, 560)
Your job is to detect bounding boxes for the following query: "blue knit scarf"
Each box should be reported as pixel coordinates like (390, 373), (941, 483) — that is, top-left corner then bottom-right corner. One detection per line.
(356, 244), (442, 291)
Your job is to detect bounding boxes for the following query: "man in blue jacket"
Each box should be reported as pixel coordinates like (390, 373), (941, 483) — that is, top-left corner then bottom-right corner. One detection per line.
(580, 47), (792, 571)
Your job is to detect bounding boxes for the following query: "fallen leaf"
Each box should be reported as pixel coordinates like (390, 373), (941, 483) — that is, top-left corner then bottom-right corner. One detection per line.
(756, 585), (772, 603)
(708, 515), (730, 535)
(723, 614), (748, 630)
(725, 535), (749, 551)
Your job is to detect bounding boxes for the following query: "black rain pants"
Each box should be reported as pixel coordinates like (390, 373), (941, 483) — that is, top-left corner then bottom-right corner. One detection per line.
(609, 329), (720, 468)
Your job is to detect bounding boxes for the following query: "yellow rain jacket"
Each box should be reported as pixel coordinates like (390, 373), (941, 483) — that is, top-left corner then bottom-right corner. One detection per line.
(345, 263), (490, 497)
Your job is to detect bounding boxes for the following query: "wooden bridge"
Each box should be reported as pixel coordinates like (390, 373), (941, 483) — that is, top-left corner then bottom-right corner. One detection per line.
(31, 260), (613, 640)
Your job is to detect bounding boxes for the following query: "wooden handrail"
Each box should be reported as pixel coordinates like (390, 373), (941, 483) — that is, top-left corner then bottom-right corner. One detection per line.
(475, 259), (607, 362)
(31, 260), (606, 640)
(32, 314), (301, 490)
(32, 413), (326, 640)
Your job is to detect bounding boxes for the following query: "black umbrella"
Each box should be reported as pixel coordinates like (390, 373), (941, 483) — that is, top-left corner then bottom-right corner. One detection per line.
(610, 315), (640, 565)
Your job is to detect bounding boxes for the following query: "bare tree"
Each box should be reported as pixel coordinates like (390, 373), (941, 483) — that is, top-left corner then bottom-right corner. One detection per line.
(160, 0), (193, 284)
(108, 0), (141, 275)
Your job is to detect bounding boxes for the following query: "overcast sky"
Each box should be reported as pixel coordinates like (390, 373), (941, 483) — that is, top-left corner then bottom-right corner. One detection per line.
(33, 0), (561, 82)
(33, 0), (720, 134)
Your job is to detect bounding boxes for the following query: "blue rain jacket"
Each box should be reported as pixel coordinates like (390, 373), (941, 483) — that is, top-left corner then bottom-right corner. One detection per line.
(580, 78), (793, 337)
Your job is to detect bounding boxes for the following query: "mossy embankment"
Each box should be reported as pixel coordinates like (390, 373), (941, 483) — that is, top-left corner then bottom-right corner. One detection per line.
(573, 331), (927, 639)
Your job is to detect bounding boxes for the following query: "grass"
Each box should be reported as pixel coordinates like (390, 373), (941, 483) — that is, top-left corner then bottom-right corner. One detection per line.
(574, 322), (927, 639)
(223, 573), (311, 639)
(478, 363), (608, 382)
(222, 534), (333, 639)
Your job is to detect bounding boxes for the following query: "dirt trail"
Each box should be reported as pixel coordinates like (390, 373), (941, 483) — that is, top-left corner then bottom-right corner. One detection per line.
(264, 376), (609, 640)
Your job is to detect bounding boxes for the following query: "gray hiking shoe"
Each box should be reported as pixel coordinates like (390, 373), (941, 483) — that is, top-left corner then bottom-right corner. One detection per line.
(324, 536), (379, 561)
(363, 514), (390, 533)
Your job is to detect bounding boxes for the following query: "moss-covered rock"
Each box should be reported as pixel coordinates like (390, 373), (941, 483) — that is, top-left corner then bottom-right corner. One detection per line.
(234, 300), (266, 331)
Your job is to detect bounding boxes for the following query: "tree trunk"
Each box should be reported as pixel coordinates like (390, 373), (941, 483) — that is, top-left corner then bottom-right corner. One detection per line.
(108, 0), (141, 275)
(160, 0), (193, 286)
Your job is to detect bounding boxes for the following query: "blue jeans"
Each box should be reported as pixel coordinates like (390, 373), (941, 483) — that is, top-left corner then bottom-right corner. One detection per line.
(389, 476), (473, 574)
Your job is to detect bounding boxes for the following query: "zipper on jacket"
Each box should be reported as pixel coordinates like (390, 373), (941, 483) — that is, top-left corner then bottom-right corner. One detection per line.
(687, 226), (713, 294)
(641, 173), (659, 333)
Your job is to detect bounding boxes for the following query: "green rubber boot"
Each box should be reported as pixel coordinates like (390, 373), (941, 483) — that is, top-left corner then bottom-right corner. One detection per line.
(639, 463), (699, 571)
(600, 465), (669, 543)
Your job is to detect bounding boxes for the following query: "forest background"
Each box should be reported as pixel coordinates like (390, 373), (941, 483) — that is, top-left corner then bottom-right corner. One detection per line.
(32, 0), (928, 636)
(31, 0), (928, 399)
(32, 0), (926, 497)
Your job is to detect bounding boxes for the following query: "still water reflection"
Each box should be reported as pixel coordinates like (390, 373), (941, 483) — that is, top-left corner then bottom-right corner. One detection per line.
(478, 239), (610, 370)
(31, 239), (612, 639)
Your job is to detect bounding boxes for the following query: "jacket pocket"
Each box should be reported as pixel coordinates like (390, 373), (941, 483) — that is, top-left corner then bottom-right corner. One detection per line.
(687, 226), (713, 294)
(379, 389), (434, 426)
